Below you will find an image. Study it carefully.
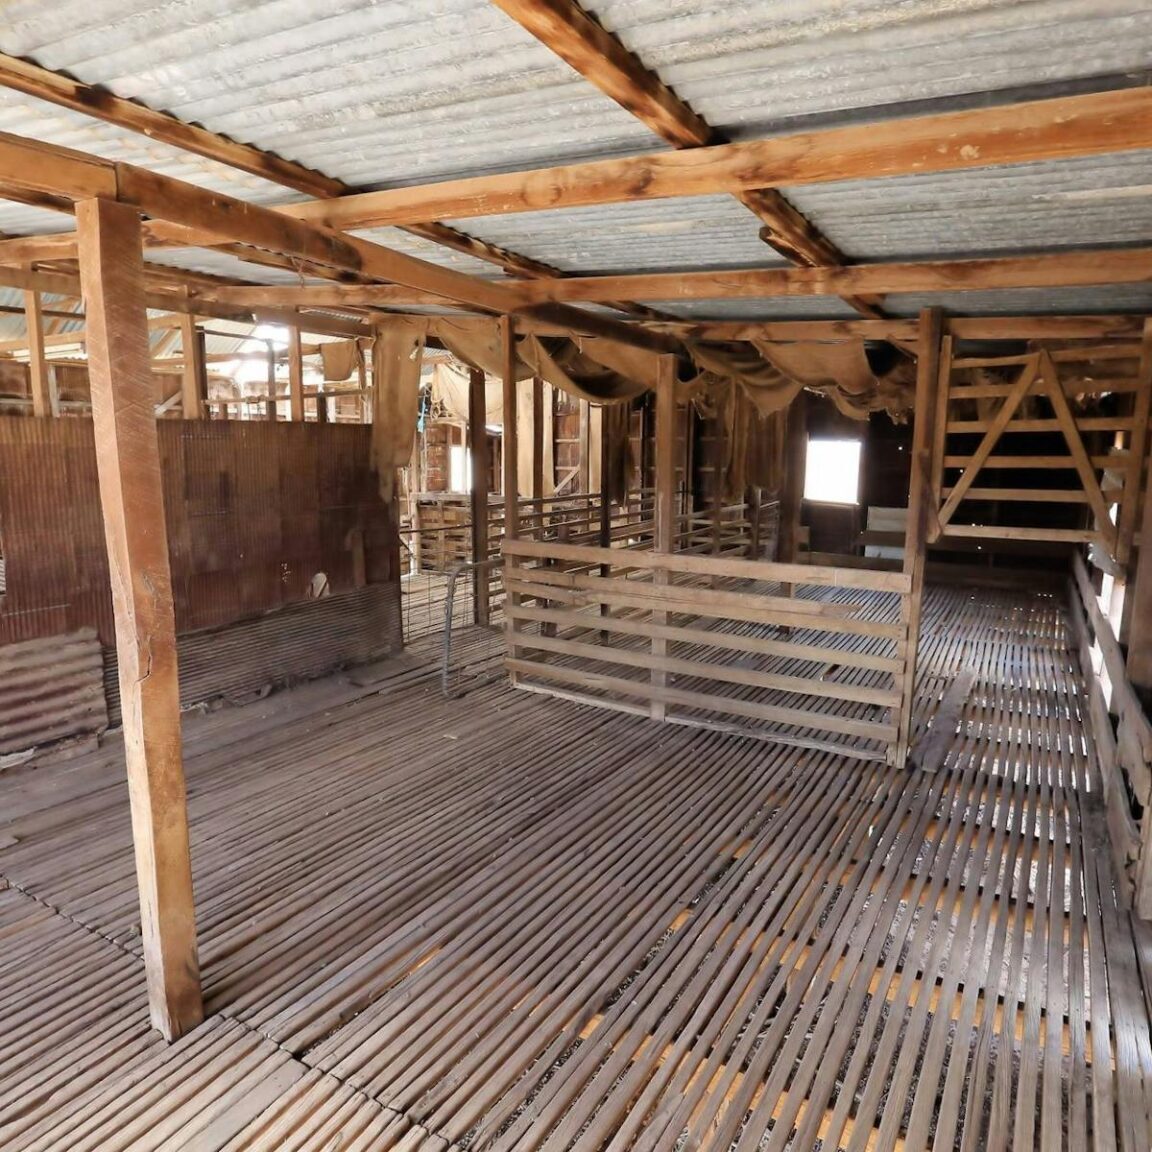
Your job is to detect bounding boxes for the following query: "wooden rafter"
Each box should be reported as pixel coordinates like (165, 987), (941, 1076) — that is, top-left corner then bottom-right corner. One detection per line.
(0, 49), (562, 285)
(0, 127), (680, 355)
(506, 247), (1152, 304)
(260, 87), (1152, 232)
(489, 0), (849, 271)
(5, 85), (1148, 285)
(78, 246), (1152, 308)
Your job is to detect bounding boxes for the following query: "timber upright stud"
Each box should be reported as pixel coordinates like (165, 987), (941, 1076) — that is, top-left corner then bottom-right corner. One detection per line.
(895, 307), (944, 767)
(77, 197), (203, 1041)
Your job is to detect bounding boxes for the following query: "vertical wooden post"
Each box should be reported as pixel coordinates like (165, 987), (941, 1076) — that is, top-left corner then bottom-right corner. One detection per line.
(1117, 319), (1152, 571)
(264, 340), (278, 420)
(178, 314), (205, 420)
(896, 307), (945, 767)
(288, 327), (304, 422)
(577, 399), (591, 494)
(501, 318), (520, 680)
(532, 377), (545, 502)
(468, 367), (491, 626)
(1125, 324), (1152, 692)
(316, 389), (329, 424)
(651, 356), (677, 721)
(76, 198), (202, 1041)
(357, 341), (368, 423)
(24, 290), (56, 417)
(747, 486), (762, 559)
(779, 395), (807, 566)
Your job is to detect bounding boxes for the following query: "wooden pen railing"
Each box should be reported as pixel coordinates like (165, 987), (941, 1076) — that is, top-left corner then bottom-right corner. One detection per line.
(502, 539), (914, 763)
(1067, 550), (1152, 915)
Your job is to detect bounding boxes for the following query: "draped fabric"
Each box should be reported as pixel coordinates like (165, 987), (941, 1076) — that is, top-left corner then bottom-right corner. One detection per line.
(321, 340), (360, 383)
(692, 378), (789, 501)
(431, 317), (656, 404)
(430, 317), (915, 419)
(371, 318), (427, 504)
(391, 320), (912, 509)
(430, 360), (501, 424)
(686, 339), (915, 421)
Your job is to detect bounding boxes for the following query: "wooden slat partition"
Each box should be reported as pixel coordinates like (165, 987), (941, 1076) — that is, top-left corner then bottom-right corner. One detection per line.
(1067, 550), (1152, 915)
(930, 325), (1152, 566)
(503, 538), (913, 762)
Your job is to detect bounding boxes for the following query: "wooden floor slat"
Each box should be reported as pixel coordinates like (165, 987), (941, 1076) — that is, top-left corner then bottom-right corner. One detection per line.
(1, 583), (1150, 1151)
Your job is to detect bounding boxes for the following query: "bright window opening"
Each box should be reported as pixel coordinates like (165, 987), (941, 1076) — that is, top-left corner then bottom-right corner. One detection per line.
(449, 445), (471, 493)
(804, 438), (862, 505)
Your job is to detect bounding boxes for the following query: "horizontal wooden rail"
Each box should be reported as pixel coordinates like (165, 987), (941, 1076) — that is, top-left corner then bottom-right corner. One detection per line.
(1067, 550), (1152, 916)
(502, 539), (913, 762)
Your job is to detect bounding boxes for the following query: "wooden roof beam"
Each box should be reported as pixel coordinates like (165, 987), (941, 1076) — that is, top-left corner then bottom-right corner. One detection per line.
(278, 87), (1152, 230)
(0, 130), (677, 353)
(0, 50), (565, 284)
(489, 1), (861, 275)
(500, 246), (1152, 305)
(171, 247), (1152, 308)
(9, 85), (1148, 293)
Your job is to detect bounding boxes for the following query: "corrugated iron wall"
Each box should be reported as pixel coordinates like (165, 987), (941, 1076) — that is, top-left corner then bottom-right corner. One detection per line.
(0, 629), (108, 756)
(103, 584), (401, 726)
(0, 418), (398, 645)
(0, 418), (402, 752)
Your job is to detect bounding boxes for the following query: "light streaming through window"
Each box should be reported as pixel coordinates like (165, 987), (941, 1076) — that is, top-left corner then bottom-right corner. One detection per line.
(803, 438), (862, 505)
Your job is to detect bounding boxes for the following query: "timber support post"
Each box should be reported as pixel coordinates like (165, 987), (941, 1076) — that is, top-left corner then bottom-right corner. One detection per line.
(501, 318), (520, 679)
(896, 307), (945, 766)
(468, 366), (491, 626)
(77, 197), (203, 1041)
(24, 289), (57, 417)
(651, 355), (677, 720)
(178, 314), (205, 420)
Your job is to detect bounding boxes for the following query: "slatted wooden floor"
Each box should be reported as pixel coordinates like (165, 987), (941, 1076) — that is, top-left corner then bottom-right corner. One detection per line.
(2, 584), (1151, 1151)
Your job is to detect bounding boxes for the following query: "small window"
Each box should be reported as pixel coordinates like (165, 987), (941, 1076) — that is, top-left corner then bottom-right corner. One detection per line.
(804, 438), (862, 505)
(449, 445), (471, 493)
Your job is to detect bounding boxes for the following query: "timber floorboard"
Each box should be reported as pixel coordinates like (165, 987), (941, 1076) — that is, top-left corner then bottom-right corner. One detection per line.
(1, 584), (1150, 1150)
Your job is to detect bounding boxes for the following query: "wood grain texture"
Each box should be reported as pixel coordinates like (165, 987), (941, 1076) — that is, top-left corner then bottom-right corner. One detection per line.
(76, 196), (201, 1040)
(284, 87), (1152, 229)
(1, 583), (1149, 1149)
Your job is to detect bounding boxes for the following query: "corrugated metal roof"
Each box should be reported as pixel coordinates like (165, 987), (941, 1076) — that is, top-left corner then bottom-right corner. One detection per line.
(888, 284), (1152, 318)
(0, 0), (662, 188)
(586, 1), (1152, 138)
(784, 151), (1152, 261)
(643, 297), (861, 321)
(449, 196), (787, 274)
(0, 0), (1146, 316)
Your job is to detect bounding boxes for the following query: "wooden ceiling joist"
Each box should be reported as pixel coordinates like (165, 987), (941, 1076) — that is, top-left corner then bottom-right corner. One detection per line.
(489, 0), (865, 299)
(7, 85), (1149, 277)
(277, 87), (1152, 231)
(501, 246), (1152, 305)
(0, 49), (561, 284)
(164, 247), (1152, 309)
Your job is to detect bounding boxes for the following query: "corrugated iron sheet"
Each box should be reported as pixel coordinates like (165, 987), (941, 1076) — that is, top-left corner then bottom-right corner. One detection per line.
(0, 629), (107, 755)
(643, 297), (861, 321)
(103, 584), (402, 724)
(447, 196), (787, 274)
(887, 284), (1152, 318)
(0, 2), (1147, 309)
(0, 0), (661, 189)
(784, 151), (1152, 261)
(587, 1), (1152, 138)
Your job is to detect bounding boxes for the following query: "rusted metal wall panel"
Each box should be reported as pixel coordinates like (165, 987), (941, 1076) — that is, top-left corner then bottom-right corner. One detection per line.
(103, 583), (402, 725)
(0, 629), (107, 755)
(0, 417), (398, 646)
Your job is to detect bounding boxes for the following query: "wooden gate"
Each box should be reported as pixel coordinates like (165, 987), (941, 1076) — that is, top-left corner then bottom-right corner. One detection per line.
(929, 338), (1152, 568)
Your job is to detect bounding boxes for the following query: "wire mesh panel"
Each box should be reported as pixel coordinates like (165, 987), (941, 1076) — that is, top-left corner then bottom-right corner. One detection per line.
(441, 558), (506, 698)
